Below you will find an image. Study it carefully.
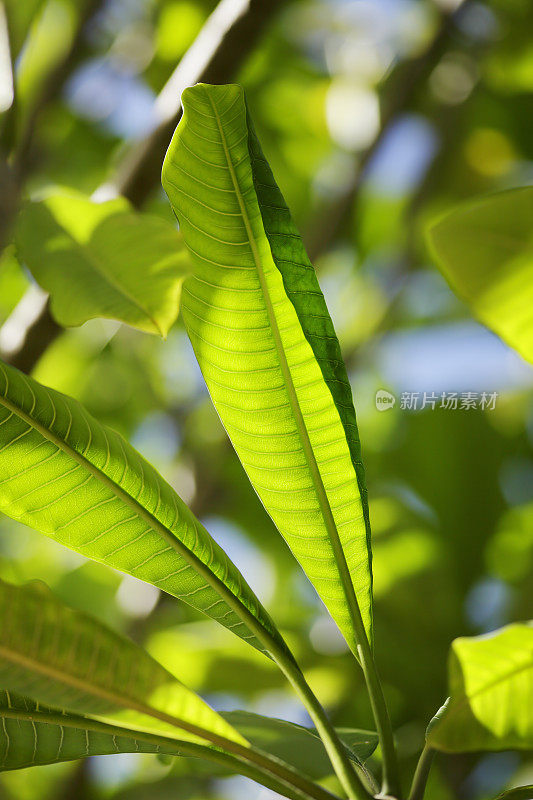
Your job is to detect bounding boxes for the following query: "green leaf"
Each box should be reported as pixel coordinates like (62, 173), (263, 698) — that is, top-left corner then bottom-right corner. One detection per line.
(0, 578), (245, 746)
(15, 189), (190, 336)
(161, 82), (373, 653)
(224, 711), (378, 780)
(495, 788), (533, 800)
(427, 187), (533, 364)
(0, 583), (343, 800)
(0, 359), (290, 660)
(0, 690), (201, 771)
(0, 694), (340, 800)
(427, 622), (533, 752)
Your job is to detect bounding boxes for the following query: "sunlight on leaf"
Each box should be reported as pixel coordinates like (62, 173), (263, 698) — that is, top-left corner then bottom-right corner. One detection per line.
(0, 359), (289, 659)
(427, 187), (533, 364)
(162, 83), (373, 655)
(427, 622), (533, 752)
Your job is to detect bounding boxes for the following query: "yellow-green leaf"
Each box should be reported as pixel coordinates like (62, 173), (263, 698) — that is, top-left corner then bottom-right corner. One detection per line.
(0, 579), (245, 746)
(427, 623), (533, 752)
(16, 189), (190, 336)
(162, 82), (372, 654)
(0, 359), (290, 660)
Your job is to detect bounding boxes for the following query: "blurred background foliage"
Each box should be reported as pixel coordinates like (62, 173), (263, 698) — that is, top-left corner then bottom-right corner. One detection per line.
(0, 0), (532, 798)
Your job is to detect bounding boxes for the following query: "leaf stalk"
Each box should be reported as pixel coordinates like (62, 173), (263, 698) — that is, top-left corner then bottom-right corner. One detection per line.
(408, 745), (434, 800)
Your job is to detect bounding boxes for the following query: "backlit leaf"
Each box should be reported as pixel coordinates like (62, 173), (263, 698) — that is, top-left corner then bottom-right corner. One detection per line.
(16, 190), (189, 336)
(162, 82), (373, 654)
(427, 187), (533, 364)
(0, 359), (290, 660)
(0, 579), (245, 746)
(427, 623), (533, 752)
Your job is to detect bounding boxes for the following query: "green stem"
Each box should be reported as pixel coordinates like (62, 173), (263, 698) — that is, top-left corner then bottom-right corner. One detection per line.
(408, 745), (434, 800)
(277, 653), (373, 800)
(351, 610), (401, 798)
(0, 707), (337, 800)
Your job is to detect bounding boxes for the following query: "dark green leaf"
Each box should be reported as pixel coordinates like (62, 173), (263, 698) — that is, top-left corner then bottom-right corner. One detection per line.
(224, 710), (378, 780)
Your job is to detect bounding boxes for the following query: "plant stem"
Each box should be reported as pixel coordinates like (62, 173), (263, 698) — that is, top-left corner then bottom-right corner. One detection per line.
(278, 654), (373, 800)
(351, 611), (401, 798)
(408, 745), (434, 800)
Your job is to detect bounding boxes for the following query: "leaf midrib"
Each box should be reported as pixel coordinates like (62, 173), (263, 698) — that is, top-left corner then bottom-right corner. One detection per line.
(207, 90), (364, 648)
(0, 375), (276, 662)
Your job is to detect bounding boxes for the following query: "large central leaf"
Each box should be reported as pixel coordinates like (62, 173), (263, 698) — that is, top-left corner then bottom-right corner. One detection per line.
(162, 83), (373, 650)
(0, 359), (288, 659)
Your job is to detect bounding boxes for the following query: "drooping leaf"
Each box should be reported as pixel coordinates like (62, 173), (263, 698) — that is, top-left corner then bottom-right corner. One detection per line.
(0, 690), (197, 770)
(0, 579), (245, 746)
(0, 359), (290, 660)
(427, 187), (533, 364)
(223, 711), (378, 780)
(162, 82), (373, 653)
(15, 189), (190, 336)
(0, 694), (339, 800)
(0, 584), (342, 800)
(427, 623), (533, 752)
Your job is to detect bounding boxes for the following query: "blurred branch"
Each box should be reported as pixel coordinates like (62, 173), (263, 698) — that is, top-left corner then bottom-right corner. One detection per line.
(11, 0), (101, 177)
(0, 0), (101, 251)
(1, 0), (287, 374)
(304, 0), (468, 262)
